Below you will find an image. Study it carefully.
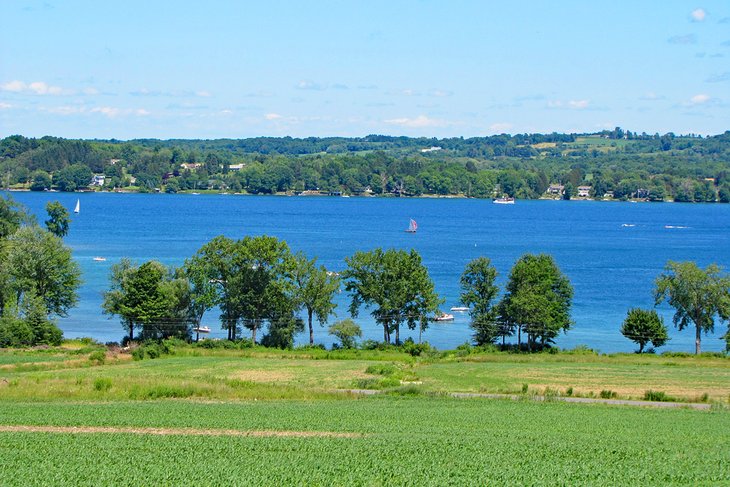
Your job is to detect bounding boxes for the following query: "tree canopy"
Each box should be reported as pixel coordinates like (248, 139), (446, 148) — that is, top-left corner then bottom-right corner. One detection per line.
(498, 254), (573, 350)
(620, 308), (669, 353)
(342, 248), (441, 344)
(459, 257), (503, 345)
(654, 261), (730, 354)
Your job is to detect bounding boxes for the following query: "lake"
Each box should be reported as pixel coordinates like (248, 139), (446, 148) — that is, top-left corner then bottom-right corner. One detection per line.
(8, 191), (730, 353)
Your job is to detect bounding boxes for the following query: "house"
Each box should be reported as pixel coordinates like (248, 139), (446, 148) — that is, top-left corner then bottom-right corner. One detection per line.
(420, 146), (442, 153)
(228, 163), (245, 171)
(603, 191), (614, 199)
(90, 174), (105, 187)
(546, 184), (564, 195)
(577, 185), (592, 198)
(180, 163), (202, 170)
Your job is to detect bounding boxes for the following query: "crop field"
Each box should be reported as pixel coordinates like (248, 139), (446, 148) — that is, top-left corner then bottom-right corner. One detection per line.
(0, 398), (728, 485)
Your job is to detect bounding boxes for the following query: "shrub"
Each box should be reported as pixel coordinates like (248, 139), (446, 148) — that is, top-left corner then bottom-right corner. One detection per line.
(365, 364), (398, 376)
(600, 390), (618, 399)
(93, 377), (112, 392)
(88, 350), (106, 365)
(401, 339), (431, 357)
(644, 390), (674, 402)
(521, 383), (529, 394)
(0, 316), (34, 347)
(566, 387), (574, 396)
(328, 319), (362, 349)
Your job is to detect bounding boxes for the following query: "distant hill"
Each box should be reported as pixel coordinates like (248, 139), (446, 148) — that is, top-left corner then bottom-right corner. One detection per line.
(2, 130), (729, 202)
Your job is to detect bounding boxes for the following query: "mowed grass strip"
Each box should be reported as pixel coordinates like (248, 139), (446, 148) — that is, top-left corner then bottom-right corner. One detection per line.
(0, 398), (728, 485)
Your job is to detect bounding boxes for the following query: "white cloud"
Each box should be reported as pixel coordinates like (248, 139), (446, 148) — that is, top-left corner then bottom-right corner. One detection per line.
(689, 93), (711, 104)
(489, 122), (513, 132)
(668, 33), (697, 44)
(82, 87), (100, 95)
(264, 113), (283, 120)
(296, 80), (325, 91)
(429, 89), (453, 97)
(547, 99), (590, 109)
(0, 102), (12, 109)
(384, 115), (448, 128)
(1, 80), (66, 95)
(195, 90), (212, 97)
(89, 106), (150, 118)
(691, 8), (706, 22)
(568, 99), (590, 109)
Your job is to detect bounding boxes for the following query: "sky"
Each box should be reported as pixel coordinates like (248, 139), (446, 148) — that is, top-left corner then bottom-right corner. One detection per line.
(1, 0), (729, 139)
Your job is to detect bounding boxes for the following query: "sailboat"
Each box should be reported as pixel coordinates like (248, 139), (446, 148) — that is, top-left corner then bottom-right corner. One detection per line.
(73, 199), (80, 214)
(405, 218), (417, 233)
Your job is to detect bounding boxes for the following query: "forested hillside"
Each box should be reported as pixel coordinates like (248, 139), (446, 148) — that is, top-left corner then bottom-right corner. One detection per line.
(2, 129), (730, 201)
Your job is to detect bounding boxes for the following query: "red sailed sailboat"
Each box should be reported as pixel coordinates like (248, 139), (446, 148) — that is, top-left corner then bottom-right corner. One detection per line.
(405, 218), (418, 233)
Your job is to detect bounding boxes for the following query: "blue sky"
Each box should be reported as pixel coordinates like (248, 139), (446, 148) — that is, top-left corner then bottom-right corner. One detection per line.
(1, 0), (728, 139)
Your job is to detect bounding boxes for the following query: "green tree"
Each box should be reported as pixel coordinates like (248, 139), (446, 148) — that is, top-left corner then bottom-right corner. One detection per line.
(654, 261), (730, 354)
(328, 318), (362, 348)
(292, 253), (340, 345)
(102, 260), (191, 341)
(460, 257), (504, 345)
(0, 195), (25, 239)
(342, 248), (441, 344)
(6, 226), (81, 318)
(620, 308), (669, 353)
(44, 201), (70, 238)
(498, 254), (573, 350)
(30, 170), (51, 191)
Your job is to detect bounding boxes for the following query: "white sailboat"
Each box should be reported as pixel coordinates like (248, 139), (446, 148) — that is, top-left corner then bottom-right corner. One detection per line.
(405, 218), (418, 233)
(74, 199), (80, 214)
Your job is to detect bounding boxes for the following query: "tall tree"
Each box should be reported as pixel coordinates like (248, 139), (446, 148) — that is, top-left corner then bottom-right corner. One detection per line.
(654, 261), (730, 354)
(498, 254), (573, 350)
(44, 201), (70, 238)
(460, 257), (504, 345)
(6, 226), (81, 318)
(342, 248), (441, 344)
(292, 253), (340, 345)
(620, 308), (669, 353)
(102, 260), (191, 341)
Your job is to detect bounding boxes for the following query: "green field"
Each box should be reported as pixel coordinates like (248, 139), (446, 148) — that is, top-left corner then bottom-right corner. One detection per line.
(1, 345), (729, 485)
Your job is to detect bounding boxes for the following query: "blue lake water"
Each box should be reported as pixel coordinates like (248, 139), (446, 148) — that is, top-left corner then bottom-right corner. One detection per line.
(8, 191), (730, 353)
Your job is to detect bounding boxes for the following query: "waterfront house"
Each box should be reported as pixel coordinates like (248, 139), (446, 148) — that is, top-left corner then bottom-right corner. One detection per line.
(577, 185), (592, 198)
(90, 174), (105, 187)
(546, 184), (564, 196)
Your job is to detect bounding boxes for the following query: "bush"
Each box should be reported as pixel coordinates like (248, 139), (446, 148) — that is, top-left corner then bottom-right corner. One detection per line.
(644, 390), (675, 402)
(401, 339), (432, 357)
(328, 319), (362, 349)
(93, 377), (112, 392)
(0, 316), (34, 347)
(600, 390), (618, 399)
(365, 364), (399, 376)
(88, 350), (106, 365)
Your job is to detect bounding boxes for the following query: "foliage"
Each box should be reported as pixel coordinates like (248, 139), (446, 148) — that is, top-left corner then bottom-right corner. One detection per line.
(3, 226), (81, 318)
(620, 308), (670, 353)
(655, 261), (730, 354)
(327, 318), (362, 349)
(498, 254), (573, 350)
(292, 253), (340, 345)
(102, 259), (192, 341)
(459, 257), (504, 345)
(0, 195), (25, 239)
(44, 201), (70, 238)
(343, 247), (442, 344)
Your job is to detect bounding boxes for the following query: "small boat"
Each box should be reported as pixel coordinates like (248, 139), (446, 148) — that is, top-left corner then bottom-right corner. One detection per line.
(621, 224), (635, 228)
(493, 196), (515, 204)
(193, 326), (211, 333)
(93, 257), (107, 262)
(450, 306), (469, 312)
(74, 199), (80, 213)
(405, 218), (418, 233)
(434, 312), (454, 322)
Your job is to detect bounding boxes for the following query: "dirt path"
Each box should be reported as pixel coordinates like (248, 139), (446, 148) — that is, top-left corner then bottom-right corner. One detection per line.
(0, 425), (360, 438)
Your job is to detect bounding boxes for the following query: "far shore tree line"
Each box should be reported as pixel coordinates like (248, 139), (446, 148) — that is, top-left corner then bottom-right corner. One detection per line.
(2, 131), (730, 203)
(0, 194), (728, 354)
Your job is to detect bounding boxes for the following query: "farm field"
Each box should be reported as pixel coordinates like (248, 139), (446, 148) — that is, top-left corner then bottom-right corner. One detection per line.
(1, 344), (729, 484)
(1, 398), (729, 485)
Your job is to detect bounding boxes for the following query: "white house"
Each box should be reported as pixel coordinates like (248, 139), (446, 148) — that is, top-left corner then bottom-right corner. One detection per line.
(577, 185), (592, 198)
(90, 174), (105, 187)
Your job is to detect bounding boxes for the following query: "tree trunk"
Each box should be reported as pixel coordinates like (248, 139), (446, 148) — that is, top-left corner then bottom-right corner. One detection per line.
(395, 324), (400, 345)
(383, 324), (388, 343)
(517, 326), (521, 351)
(638, 341), (644, 354)
(308, 309), (314, 345)
(252, 323), (257, 344)
(695, 324), (701, 355)
(128, 321), (134, 342)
